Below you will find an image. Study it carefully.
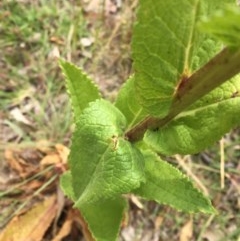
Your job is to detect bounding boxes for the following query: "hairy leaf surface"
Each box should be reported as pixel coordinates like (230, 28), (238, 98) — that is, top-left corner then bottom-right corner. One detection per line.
(115, 76), (147, 130)
(60, 60), (100, 120)
(70, 99), (145, 207)
(132, 0), (231, 117)
(133, 150), (215, 213)
(144, 76), (240, 155)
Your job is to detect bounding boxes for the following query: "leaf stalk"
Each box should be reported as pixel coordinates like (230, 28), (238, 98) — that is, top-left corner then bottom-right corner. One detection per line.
(126, 47), (240, 142)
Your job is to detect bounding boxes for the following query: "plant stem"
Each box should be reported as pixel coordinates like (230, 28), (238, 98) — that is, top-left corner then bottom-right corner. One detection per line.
(126, 47), (240, 142)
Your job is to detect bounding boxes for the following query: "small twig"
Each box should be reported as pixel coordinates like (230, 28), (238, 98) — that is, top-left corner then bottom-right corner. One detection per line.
(126, 47), (240, 142)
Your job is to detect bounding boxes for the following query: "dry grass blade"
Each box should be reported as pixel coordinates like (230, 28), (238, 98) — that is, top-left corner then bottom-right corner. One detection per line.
(175, 155), (209, 196)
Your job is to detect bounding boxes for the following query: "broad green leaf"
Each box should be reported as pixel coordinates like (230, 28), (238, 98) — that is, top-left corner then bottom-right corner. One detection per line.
(188, 75), (240, 110)
(70, 99), (145, 207)
(115, 76), (147, 130)
(60, 60), (100, 120)
(61, 172), (127, 241)
(199, 5), (240, 47)
(144, 76), (240, 155)
(133, 150), (215, 213)
(80, 197), (127, 241)
(60, 171), (75, 201)
(132, 0), (231, 117)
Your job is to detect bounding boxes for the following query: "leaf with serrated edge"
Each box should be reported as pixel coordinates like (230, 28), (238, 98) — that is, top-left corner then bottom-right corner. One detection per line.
(80, 197), (127, 241)
(61, 171), (127, 241)
(144, 75), (240, 155)
(70, 99), (145, 207)
(60, 60), (100, 120)
(199, 5), (240, 47)
(132, 0), (232, 117)
(115, 76), (147, 130)
(133, 150), (215, 213)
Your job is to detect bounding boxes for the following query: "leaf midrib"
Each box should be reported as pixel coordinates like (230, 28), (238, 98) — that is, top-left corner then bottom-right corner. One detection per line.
(77, 143), (112, 204)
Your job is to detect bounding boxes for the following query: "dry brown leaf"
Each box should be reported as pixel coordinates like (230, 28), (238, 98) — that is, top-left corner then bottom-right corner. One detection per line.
(180, 219), (193, 241)
(0, 195), (57, 241)
(55, 143), (70, 164)
(154, 215), (164, 230)
(51, 209), (74, 241)
(40, 154), (61, 166)
(36, 139), (54, 154)
(50, 36), (64, 45)
(4, 149), (36, 177)
(23, 180), (43, 192)
(5, 149), (24, 173)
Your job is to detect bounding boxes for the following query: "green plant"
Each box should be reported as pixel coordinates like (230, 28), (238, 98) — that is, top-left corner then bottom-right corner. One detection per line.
(60, 1), (240, 240)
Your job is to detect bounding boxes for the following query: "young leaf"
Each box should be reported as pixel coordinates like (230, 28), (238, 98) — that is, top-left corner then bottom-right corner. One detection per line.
(144, 77), (240, 155)
(69, 99), (145, 207)
(199, 6), (240, 47)
(115, 76), (147, 130)
(59, 60), (100, 120)
(133, 150), (215, 213)
(132, 0), (231, 117)
(80, 197), (127, 241)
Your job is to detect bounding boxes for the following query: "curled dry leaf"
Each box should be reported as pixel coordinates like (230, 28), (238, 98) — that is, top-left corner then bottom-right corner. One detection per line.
(4, 149), (37, 177)
(36, 139), (54, 154)
(51, 209), (74, 241)
(40, 154), (61, 166)
(0, 195), (57, 241)
(55, 143), (70, 164)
